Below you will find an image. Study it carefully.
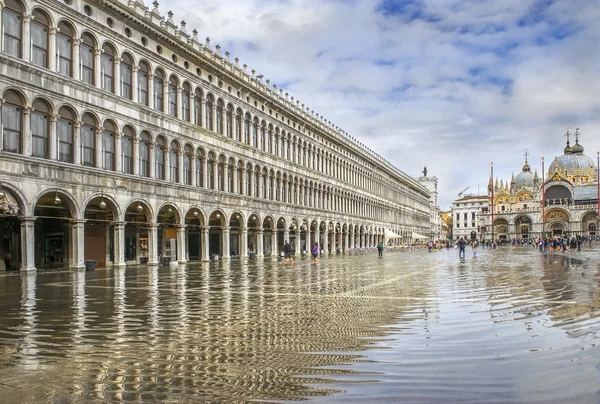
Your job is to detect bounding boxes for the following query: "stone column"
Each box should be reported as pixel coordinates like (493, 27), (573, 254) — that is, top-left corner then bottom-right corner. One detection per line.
(49, 113), (58, 160)
(94, 126), (102, 169)
(73, 121), (81, 166)
(212, 161), (217, 190)
(131, 65), (139, 103)
(202, 157), (208, 188)
(177, 225), (187, 263)
(176, 87), (182, 119)
(201, 227), (210, 261)
(20, 217), (36, 272)
(22, 107), (31, 156)
(49, 27), (58, 71)
(147, 224), (159, 266)
(323, 230), (329, 254)
(94, 49), (102, 89)
(257, 229), (264, 258)
(114, 221), (126, 269)
(149, 142), (156, 178)
(190, 153), (197, 186)
(241, 227), (248, 259)
(164, 146), (170, 180)
(162, 77), (168, 114)
(271, 230), (278, 257)
(222, 227), (231, 259)
(70, 219), (85, 270)
(115, 132), (123, 172)
(113, 57), (121, 95)
(22, 14), (32, 62)
(177, 150), (184, 184)
(295, 233), (301, 256)
(232, 164), (238, 194)
(344, 231), (349, 252)
(72, 39), (80, 80)
(132, 136), (140, 176)
(147, 72), (154, 107)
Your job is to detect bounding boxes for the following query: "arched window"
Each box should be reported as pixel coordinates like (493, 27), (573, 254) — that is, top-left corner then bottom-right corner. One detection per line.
(1, 89), (23, 153)
(183, 145), (192, 185)
(194, 89), (202, 126)
(205, 94), (214, 130)
(120, 53), (133, 99)
(101, 120), (116, 170)
(101, 43), (115, 92)
(227, 158), (234, 192)
(56, 21), (73, 76)
(235, 108), (242, 141)
(274, 129), (279, 157)
(216, 100), (224, 134)
(31, 9), (49, 67)
(80, 33), (95, 85)
(207, 153), (216, 189)
(254, 166), (260, 197)
(2, 0), (23, 58)
(252, 117), (258, 148)
(121, 125), (134, 174)
(169, 140), (179, 182)
(237, 161), (244, 194)
(267, 125), (272, 154)
(260, 121), (266, 151)
(80, 112), (96, 167)
(244, 113), (251, 144)
(137, 61), (150, 105)
(245, 163), (252, 196)
(155, 136), (166, 180)
(153, 69), (164, 111)
(168, 76), (178, 117)
(182, 83), (191, 122)
(57, 106), (75, 163)
(268, 172), (274, 200)
(261, 169), (267, 199)
(196, 148), (204, 187)
(226, 105), (233, 138)
(139, 131), (150, 177)
(217, 155), (225, 191)
(31, 98), (50, 158)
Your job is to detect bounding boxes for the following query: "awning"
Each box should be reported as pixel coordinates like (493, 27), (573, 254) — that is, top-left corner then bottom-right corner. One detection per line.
(411, 232), (429, 239)
(384, 229), (401, 239)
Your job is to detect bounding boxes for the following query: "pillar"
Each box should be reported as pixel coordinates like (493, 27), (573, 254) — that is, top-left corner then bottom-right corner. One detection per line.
(22, 14), (32, 62)
(177, 150), (184, 184)
(131, 65), (139, 103)
(323, 230), (329, 254)
(70, 219), (85, 270)
(94, 49), (102, 89)
(132, 136), (140, 176)
(257, 229), (264, 258)
(177, 225), (187, 263)
(114, 221), (126, 269)
(190, 153), (197, 186)
(241, 227), (248, 259)
(49, 27), (58, 71)
(295, 233), (301, 255)
(73, 121), (81, 166)
(202, 157), (208, 188)
(201, 227), (210, 261)
(94, 126), (102, 169)
(20, 217), (36, 271)
(232, 164), (238, 194)
(48, 114), (57, 160)
(148, 224), (159, 266)
(115, 132), (123, 172)
(176, 87), (182, 119)
(222, 227), (231, 260)
(72, 39), (80, 81)
(22, 107), (31, 156)
(271, 230), (278, 257)
(149, 142), (156, 178)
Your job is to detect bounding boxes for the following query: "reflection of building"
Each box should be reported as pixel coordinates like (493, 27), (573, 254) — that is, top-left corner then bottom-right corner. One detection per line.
(440, 211), (453, 240)
(0, 0), (431, 270)
(417, 167), (442, 240)
(451, 195), (489, 241)
(478, 130), (599, 240)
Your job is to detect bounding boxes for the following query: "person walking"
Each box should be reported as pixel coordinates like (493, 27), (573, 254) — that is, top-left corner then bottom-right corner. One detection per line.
(377, 241), (384, 258)
(311, 242), (319, 263)
(2, 250), (11, 270)
(458, 237), (466, 258)
(283, 240), (293, 264)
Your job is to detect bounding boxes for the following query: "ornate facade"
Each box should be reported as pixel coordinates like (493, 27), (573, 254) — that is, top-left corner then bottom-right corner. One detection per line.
(0, 0), (431, 271)
(478, 130), (599, 240)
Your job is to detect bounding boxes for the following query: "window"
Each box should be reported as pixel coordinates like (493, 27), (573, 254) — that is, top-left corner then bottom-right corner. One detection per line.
(244, 114), (250, 144)
(457, 223), (460, 228)
(194, 89), (202, 126)
(195, 150), (204, 187)
(456, 213), (459, 220)
(182, 84), (191, 122)
(80, 34), (94, 85)
(471, 222), (475, 228)
(168, 76), (177, 117)
(31, 11), (49, 68)
(471, 212), (475, 220)
(1, 91), (22, 153)
(155, 138), (165, 180)
(216, 100), (223, 134)
(57, 109), (74, 163)
(139, 132), (150, 177)
(226, 105), (233, 138)
(31, 110), (48, 158)
(121, 129), (134, 174)
(80, 115), (95, 167)
(153, 70), (164, 111)
(252, 118), (258, 147)
(463, 213), (467, 220)
(101, 44), (115, 92)
(101, 127), (115, 170)
(205, 95), (213, 130)
(3, 2), (22, 58)
(56, 22), (73, 76)
(183, 147), (192, 185)
(235, 109), (242, 141)
(260, 122), (265, 150)
(120, 54), (133, 99)
(169, 142), (178, 182)
(138, 62), (149, 105)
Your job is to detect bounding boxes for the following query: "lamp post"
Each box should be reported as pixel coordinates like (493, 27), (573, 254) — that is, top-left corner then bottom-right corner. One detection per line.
(597, 152), (599, 234)
(491, 162), (494, 242)
(541, 157), (545, 239)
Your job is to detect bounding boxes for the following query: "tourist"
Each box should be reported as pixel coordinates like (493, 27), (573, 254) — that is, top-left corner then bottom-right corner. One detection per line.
(377, 241), (384, 257)
(2, 250), (11, 270)
(458, 237), (466, 258)
(312, 242), (319, 263)
(283, 240), (293, 264)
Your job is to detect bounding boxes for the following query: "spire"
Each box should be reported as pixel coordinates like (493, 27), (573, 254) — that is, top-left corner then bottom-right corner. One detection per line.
(495, 177), (499, 191)
(504, 181), (509, 192)
(487, 172), (493, 193)
(510, 172), (515, 184)
(564, 128), (572, 154)
(571, 128), (584, 154)
(533, 169), (539, 181)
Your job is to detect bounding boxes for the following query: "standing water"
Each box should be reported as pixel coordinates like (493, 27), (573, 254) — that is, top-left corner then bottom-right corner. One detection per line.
(0, 246), (599, 403)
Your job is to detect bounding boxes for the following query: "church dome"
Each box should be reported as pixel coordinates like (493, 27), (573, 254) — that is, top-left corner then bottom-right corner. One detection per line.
(548, 129), (596, 183)
(514, 170), (534, 188)
(571, 140), (584, 154)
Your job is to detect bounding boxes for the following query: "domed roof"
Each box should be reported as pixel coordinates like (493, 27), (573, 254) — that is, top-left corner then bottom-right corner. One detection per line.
(548, 153), (596, 177)
(514, 170), (534, 188)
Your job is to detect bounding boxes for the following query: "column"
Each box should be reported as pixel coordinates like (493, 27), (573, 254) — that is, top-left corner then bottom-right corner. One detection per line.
(131, 65), (139, 103)
(113, 58), (121, 95)
(177, 150), (184, 184)
(114, 221), (126, 268)
(295, 233), (301, 256)
(190, 153), (197, 186)
(201, 227), (210, 261)
(147, 71), (154, 107)
(72, 39), (80, 81)
(132, 136), (140, 176)
(49, 27), (58, 71)
(257, 229), (264, 258)
(94, 49), (102, 89)
(20, 217), (36, 271)
(45, 115), (56, 159)
(73, 121), (81, 166)
(115, 132), (123, 172)
(202, 157), (208, 188)
(22, 107), (31, 156)
(164, 146), (170, 180)
(212, 161), (217, 190)
(344, 232), (349, 252)
(94, 126), (102, 169)
(149, 142), (156, 178)
(162, 77), (168, 114)
(241, 227), (248, 259)
(232, 164), (238, 193)
(22, 14), (32, 63)
(271, 230), (278, 257)
(147, 224), (159, 266)
(177, 225), (187, 263)
(222, 227), (231, 260)
(323, 230), (329, 254)
(70, 219), (85, 270)
(176, 87), (182, 119)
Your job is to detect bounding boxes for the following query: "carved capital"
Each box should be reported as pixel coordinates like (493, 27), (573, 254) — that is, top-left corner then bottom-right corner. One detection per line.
(23, 14), (33, 23)
(49, 113), (58, 122)
(49, 27), (59, 35)
(73, 38), (81, 46)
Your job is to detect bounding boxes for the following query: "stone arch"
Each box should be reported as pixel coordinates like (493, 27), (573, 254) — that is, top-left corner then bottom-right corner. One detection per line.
(156, 202), (182, 225)
(31, 188), (79, 219)
(0, 182), (28, 216)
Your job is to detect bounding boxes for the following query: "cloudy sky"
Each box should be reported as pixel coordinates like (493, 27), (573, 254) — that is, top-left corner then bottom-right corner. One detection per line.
(160, 0), (600, 208)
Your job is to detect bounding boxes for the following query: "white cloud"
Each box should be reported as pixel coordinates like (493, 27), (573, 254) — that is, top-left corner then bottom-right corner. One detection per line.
(159, 0), (600, 208)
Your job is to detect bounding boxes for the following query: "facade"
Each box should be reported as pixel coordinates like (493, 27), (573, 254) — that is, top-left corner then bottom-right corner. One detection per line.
(478, 130), (599, 240)
(417, 167), (442, 240)
(0, 0), (431, 271)
(451, 195), (489, 241)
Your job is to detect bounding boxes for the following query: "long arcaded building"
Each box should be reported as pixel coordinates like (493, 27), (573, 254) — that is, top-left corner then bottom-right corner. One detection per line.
(0, 0), (431, 271)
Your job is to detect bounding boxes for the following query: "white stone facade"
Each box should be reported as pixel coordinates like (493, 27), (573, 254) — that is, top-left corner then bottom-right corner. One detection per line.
(417, 174), (441, 240)
(451, 195), (489, 241)
(0, 0), (431, 271)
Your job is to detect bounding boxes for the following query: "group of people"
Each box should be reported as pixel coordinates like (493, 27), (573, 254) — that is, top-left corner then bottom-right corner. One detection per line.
(282, 241), (322, 264)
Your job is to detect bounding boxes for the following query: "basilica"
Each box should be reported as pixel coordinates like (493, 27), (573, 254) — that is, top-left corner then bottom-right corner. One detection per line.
(479, 130), (598, 240)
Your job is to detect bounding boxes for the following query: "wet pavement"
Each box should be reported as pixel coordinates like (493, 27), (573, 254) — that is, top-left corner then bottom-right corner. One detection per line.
(0, 246), (599, 403)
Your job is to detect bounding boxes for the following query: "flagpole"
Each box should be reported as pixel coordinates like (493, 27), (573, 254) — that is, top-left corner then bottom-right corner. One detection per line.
(491, 162), (494, 242)
(597, 152), (599, 236)
(541, 157), (545, 238)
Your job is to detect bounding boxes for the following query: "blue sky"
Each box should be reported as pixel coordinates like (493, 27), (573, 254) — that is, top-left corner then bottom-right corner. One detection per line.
(159, 0), (600, 208)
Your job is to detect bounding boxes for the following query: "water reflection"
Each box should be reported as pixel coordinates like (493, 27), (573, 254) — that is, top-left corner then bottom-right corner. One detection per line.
(0, 248), (597, 402)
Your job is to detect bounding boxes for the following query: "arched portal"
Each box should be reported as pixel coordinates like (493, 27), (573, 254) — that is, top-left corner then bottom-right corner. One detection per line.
(263, 216), (274, 256)
(247, 214), (261, 257)
(185, 207), (204, 261)
(83, 194), (118, 267)
(208, 210), (225, 259)
(124, 200), (151, 264)
(492, 218), (509, 240)
(581, 212), (597, 237)
(229, 212), (243, 258)
(299, 219), (309, 253)
(33, 190), (76, 269)
(0, 186), (25, 270)
(276, 217), (286, 256)
(157, 204), (181, 264)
